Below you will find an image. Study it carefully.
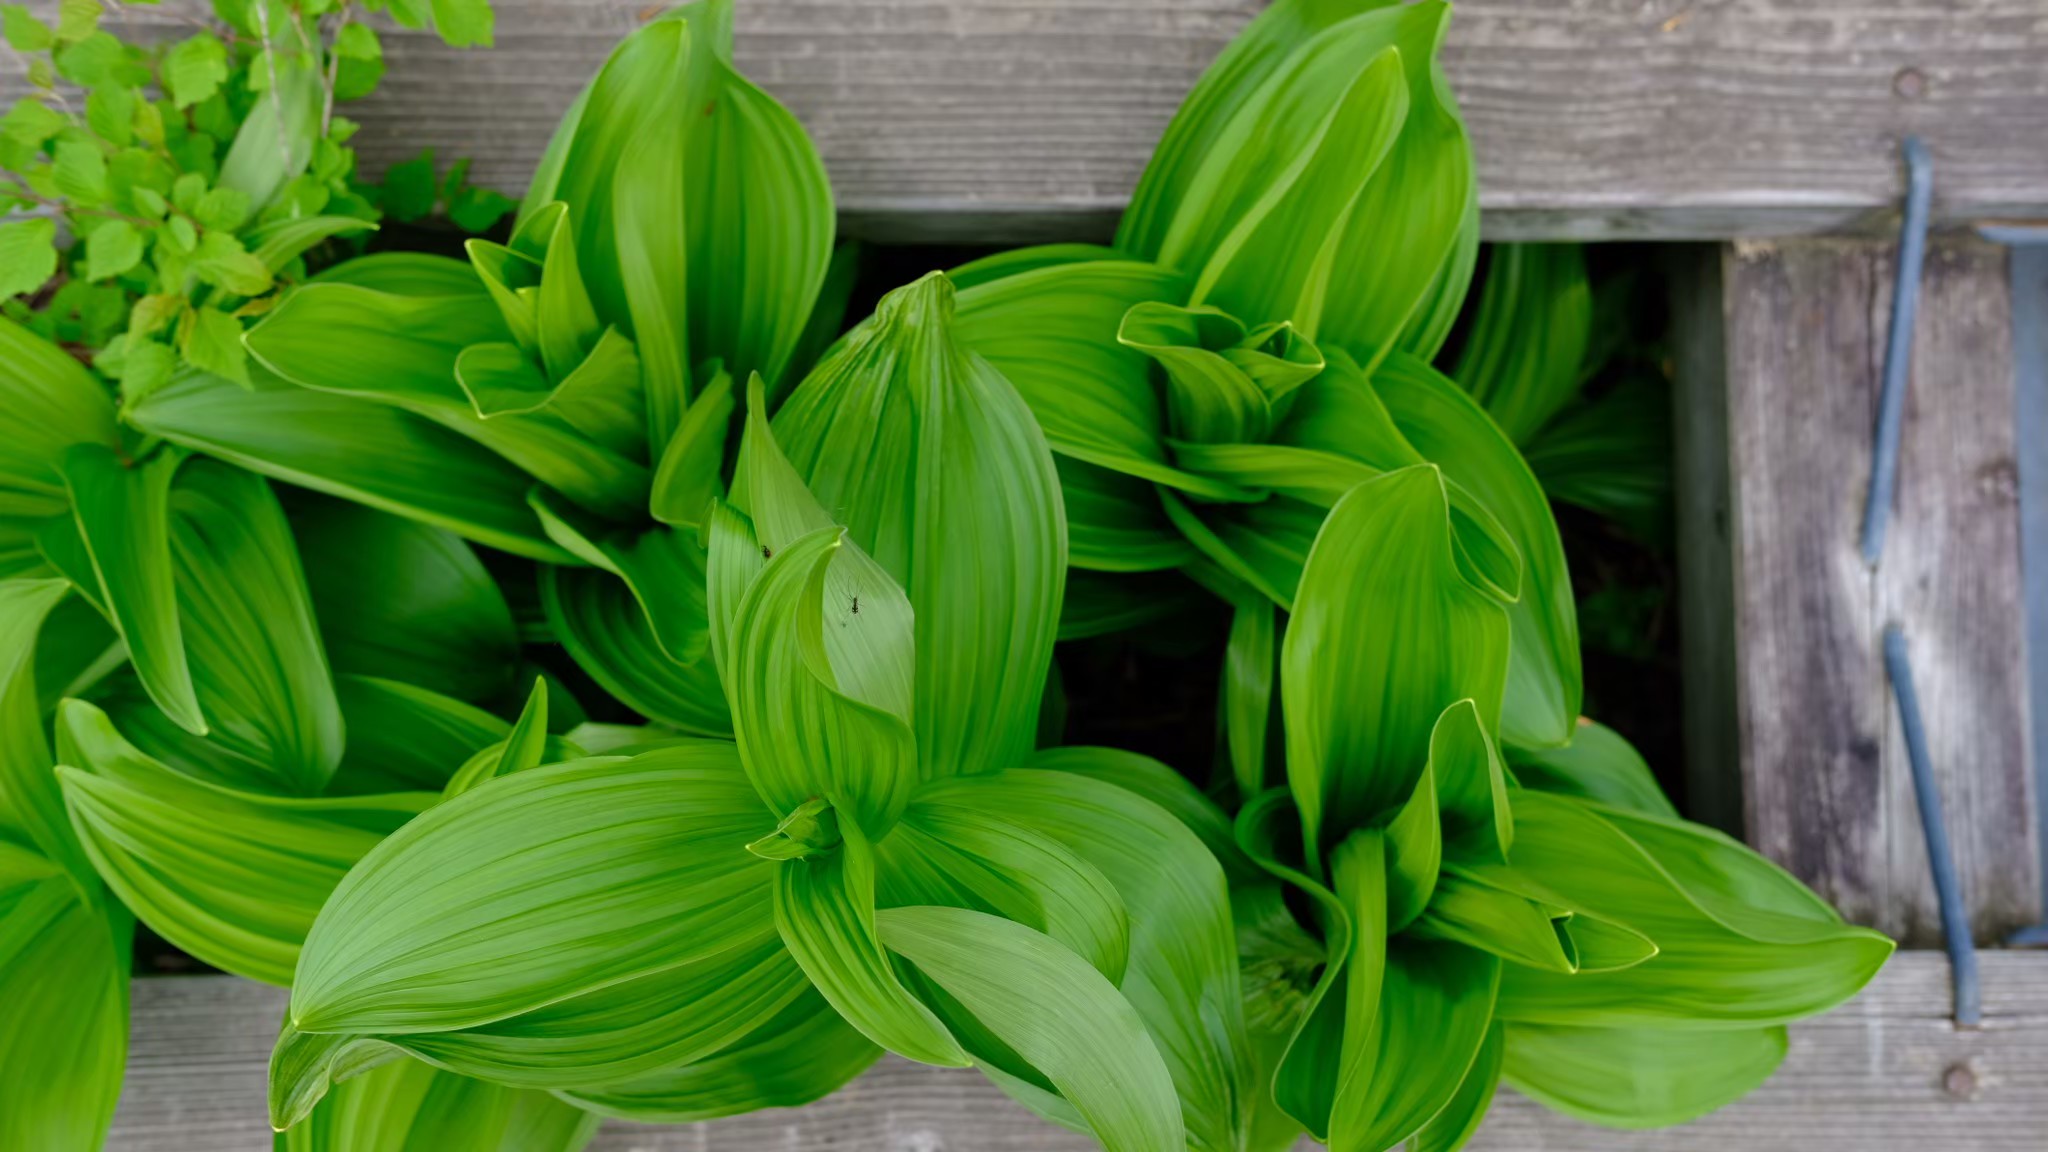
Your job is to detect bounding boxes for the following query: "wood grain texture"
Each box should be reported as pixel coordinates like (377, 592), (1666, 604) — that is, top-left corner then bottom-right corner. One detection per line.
(1723, 239), (2038, 946)
(6, 1), (2047, 241)
(105, 955), (2048, 1150)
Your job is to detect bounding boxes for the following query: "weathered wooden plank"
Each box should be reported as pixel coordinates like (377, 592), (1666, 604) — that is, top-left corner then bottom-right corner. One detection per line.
(106, 954), (2048, 1150)
(7, 1), (2047, 241)
(1723, 238), (2038, 946)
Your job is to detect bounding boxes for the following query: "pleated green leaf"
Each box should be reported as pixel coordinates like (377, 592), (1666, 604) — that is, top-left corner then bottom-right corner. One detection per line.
(533, 491), (714, 669)
(1451, 244), (1593, 446)
(455, 328), (646, 461)
(1312, 3), (1475, 361)
(0, 855), (129, 1152)
(1188, 47), (1409, 335)
(395, 931), (806, 1092)
(126, 370), (572, 564)
(878, 796), (1129, 986)
(1117, 0), (1375, 262)
(773, 820), (969, 1067)
(313, 252), (490, 297)
(54, 699), (431, 986)
(1508, 719), (1678, 820)
(60, 445), (203, 734)
(290, 496), (519, 706)
(1480, 792), (1893, 1027)
(290, 748), (774, 1034)
(1521, 375), (1674, 543)
(1282, 465), (1510, 852)
(557, 989), (879, 1123)
(526, 0), (833, 430)
(0, 316), (117, 519)
(918, 767), (1254, 1152)
(725, 524), (917, 836)
(1501, 1021), (1787, 1129)
(878, 904), (1186, 1152)
(276, 1055), (601, 1152)
(1328, 936), (1500, 1152)
(773, 272), (1066, 778)
(442, 679), (550, 798)
(168, 458), (343, 795)
(0, 578), (96, 885)
(245, 284), (649, 521)
(1222, 596), (1277, 799)
(539, 564), (732, 737)
(1372, 351), (1580, 751)
(1411, 1022), (1503, 1152)
(648, 362), (735, 526)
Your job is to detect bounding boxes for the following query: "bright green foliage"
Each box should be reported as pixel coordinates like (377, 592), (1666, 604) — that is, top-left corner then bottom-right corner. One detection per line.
(951, 0), (1580, 759)
(276, 284), (1257, 1152)
(0, 4), (1888, 1151)
(1094, 466), (1894, 1152)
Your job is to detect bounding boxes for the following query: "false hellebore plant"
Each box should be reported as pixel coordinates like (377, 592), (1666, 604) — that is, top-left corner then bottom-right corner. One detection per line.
(948, 0), (1581, 809)
(270, 278), (1256, 1152)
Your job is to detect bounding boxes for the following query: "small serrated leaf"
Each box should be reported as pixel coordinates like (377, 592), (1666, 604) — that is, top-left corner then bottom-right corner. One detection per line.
(0, 217), (58, 298)
(84, 219), (142, 282)
(182, 306), (249, 386)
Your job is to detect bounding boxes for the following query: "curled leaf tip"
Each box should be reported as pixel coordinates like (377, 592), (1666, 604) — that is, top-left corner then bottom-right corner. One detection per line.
(747, 796), (842, 860)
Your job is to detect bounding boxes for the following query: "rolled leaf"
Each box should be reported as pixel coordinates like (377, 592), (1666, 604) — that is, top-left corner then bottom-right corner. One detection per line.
(772, 273), (1066, 778)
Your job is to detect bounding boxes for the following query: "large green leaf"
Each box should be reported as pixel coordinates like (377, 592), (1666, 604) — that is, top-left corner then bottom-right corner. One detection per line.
(1450, 244), (1592, 445)
(1282, 465), (1510, 852)
(1411, 1022), (1502, 1152)
(527, 0), (833, 429)
(1480, 792), (1893, 1027)
(1373, 351), (1580, 750)
(772, 273), (1067, 778)
(878, 905), (1186, 1152)
(0, 855), (129, 1152)
(291, 497), (519, 705)
(1501, 1021), (1786, 1129)
(290, 748), (774, 1034)
(168, 458), (343, 795)
(557, 989), (879, 1123)
(920, 767), (1254, 1152)
(55, 699), (431, 987)
(0, 316), (117, 519)
(276, 1055), (600, 1152)
(245, 284), (649, 521)
(774, 820), (969, 1067)
(60, 445), (203, 734)
(126, 370), (573, 564)
(531, 493), (712, 669)
(395, 931), (806, 1091)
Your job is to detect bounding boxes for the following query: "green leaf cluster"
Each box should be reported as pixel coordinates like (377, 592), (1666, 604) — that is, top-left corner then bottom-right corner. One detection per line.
(0, 2), (1890, 1151)
(1, 0), (509, 399)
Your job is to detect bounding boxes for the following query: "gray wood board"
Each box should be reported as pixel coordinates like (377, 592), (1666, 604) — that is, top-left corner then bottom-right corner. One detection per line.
(107, 953), (2048, 1150)
(1722, 238), (2039, 945)
(7, 1), (2048, 241)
